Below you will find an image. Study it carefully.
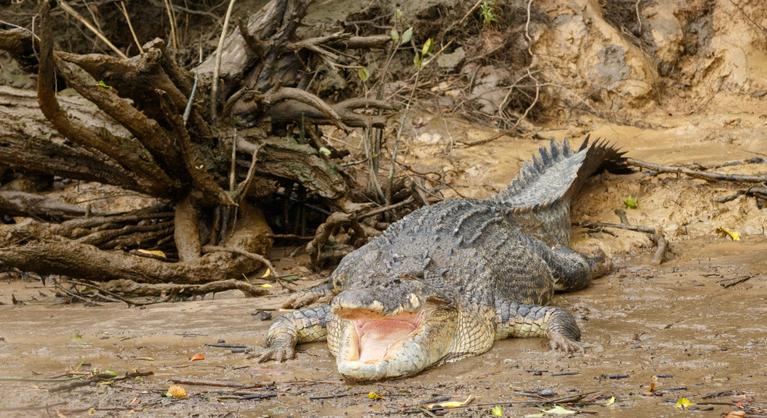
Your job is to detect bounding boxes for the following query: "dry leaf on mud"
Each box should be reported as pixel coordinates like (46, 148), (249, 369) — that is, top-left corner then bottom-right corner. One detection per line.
(259, 283), (273, 288)
(136, 249), (167, 258)
(525, 405), (577, 417)
(717, 227), (741, 241)
(426, 395), (474, 409)
(166, 385), (188, 399)
(367, 391), (381, 400)
(605, 396), (616, 406)
(189, 353), (205, 361)
(724, 411), (746, 418)
(649, 375), (658, 393)
(260, 268), (272, 278)
(674, 397), (694, 409)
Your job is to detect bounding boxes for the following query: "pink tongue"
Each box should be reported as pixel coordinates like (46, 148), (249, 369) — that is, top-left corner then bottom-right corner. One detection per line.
(357, 320), (416, 363)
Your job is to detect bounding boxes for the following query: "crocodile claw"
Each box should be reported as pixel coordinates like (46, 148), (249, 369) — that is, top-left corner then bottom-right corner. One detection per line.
(549, 332), (584, 353)
(256, 344), (296, 363)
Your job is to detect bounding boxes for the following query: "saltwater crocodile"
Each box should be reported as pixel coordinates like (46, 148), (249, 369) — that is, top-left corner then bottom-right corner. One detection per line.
(257, 138), (625, 381)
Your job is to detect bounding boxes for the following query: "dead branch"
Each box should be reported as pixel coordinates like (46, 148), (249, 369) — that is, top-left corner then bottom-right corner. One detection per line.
(628, 158), (767, 184)
(0, 191), (90, 220)
(578, 221), (668, 265)
(36, 3), (174, 196)
(91, 278), (268, 299)
(49, 370), (153, 393)
(0, 222), (257, 284)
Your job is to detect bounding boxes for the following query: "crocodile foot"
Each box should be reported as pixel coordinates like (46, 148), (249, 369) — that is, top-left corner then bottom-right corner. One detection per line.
(255, 333), (297, 363)
(549, 331), (584, 353)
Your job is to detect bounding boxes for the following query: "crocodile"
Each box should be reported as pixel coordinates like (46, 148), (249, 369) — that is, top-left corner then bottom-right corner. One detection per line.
(257, 138), (625, 381)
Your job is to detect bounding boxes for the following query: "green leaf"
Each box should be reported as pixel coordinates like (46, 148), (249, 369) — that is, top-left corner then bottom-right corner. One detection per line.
(623, 196), (638, 209)
(390, 28), (400, 44)
(357, 67), (370, 82)
(413, 52), (422, 69)
(102, 369), (119, 378)
(368, 391), (381, 400)
(421, 38), (433, 56)
(401, 27), (413, 45)
(319, 146), (332, 157)
(97, 80), (111, 90)
(491, 405), (504, 416)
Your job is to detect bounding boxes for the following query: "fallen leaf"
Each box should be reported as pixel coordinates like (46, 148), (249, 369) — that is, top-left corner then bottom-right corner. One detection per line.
(102, 370), (119, 378)
(491, 405), (504, 416)
(605, 396), (616, 406)
(427, 395), (474, 409)
(260, 268), (272, 278)
(166, 385), (188, 399)
(87, 407), (96, 415)
(649, 375), (658, 393)
(717, 227), (741, 241)
(367, 391), (381, 400)
(259, 283), (273, 288)
(135, 356), (155, 361)
(525, 405), (577, 417)
(675, 397), (695, 410)
(137, 249), (167, 258)
(189, 353), (205, 362)
(724, 411), (746, 418)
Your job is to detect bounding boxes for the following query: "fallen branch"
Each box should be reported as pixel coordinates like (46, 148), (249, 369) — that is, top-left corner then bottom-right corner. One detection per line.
(92, 278), (269, 299)
(49, 370), (153, 393)
(628, 158), (767, 184)
(578, 221), (668, 265)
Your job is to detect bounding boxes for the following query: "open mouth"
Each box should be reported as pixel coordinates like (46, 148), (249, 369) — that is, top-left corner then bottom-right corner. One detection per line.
(338, 311), (421, 363)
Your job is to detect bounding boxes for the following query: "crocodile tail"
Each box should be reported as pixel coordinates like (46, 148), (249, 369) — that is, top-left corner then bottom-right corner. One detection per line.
(493, 136), (627, 245)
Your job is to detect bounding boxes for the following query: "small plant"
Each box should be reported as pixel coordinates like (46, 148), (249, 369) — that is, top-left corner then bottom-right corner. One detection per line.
(480, 0), (497, 26)
(623, 196), (638, 209)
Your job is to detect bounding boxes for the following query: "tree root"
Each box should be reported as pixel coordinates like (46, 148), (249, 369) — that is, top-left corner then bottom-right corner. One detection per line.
(84, 278), (268, 301)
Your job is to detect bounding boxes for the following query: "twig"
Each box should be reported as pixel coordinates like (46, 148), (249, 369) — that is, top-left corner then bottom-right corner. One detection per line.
(117, 1), (143, 54)
(58, 0), (128, 60)
(202, 245), (278, 277)
(718, 275), (759, 288)
(234, 145), (260, 202)
(162, 0), (180, 50)
(183, 73), (198, 124)
(170, 378), (250, 388)
(49, 370), (153, 392)
(628, 158), (767, 183)
(211, 0), (237, 120)
(635, 0), (643, 33)
(578, 221), (668, 265)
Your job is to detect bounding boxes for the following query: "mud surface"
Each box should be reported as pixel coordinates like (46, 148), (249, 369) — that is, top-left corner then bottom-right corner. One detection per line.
(1, 237), (765, 417)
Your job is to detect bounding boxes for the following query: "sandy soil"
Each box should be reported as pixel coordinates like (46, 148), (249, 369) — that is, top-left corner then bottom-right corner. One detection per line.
(1, 100), (766, 417)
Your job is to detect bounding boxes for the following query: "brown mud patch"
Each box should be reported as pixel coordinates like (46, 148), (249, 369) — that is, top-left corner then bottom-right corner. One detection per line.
(1, 238), (765, 416)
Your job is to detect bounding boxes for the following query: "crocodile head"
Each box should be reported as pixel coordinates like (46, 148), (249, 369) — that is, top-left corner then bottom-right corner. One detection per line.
(327, 278), (468, 381)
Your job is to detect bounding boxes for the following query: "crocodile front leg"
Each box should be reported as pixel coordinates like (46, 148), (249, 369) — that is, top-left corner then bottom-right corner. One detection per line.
(495, 300), (582, 353)
(257, 305), (332, 362)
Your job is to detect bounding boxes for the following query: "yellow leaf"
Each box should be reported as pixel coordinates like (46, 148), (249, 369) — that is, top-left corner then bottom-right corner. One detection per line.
(491, 405), (504, 416)
(137, 249), (167, 258)
(605, 396), (616, 406)
(260, 268), (271, 278)
(649, 375), (658, 393)
(526, 405), (577, 417)
(135, 356), (155, 361)
(427, 395), (474, 409)
(259, 283), (273, 288)
(166, 385), (188, 399)
(367, 391), (381, 400)
(189, 353), (205, 362)
(717, 227), (741, 241)
(675, 397), (694, 409)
